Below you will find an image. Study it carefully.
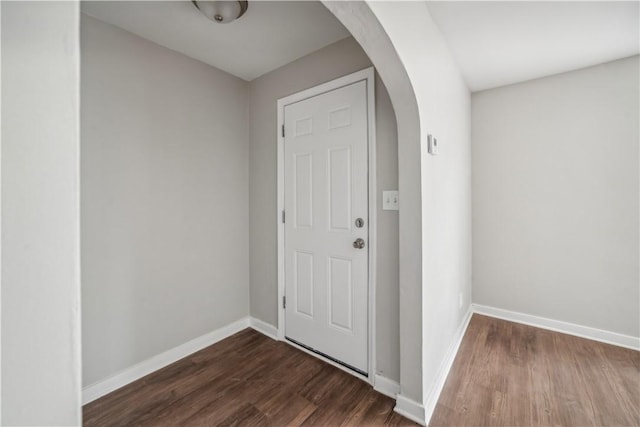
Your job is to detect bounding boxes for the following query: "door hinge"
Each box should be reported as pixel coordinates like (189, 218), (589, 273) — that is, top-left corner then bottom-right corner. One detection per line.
(282, 210), (285, 223)
(282, 124), (285, 138)
(283, 295), (286, 309)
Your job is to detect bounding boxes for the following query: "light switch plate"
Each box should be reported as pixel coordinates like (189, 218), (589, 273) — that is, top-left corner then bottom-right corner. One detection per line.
(382, 190), (399, 211)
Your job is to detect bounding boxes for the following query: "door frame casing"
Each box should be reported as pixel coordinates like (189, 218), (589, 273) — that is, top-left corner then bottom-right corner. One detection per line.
(276, 67), (377, 384)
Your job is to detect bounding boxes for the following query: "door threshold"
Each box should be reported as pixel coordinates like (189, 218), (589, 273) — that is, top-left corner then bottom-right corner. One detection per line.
(285, 336), (368, 377)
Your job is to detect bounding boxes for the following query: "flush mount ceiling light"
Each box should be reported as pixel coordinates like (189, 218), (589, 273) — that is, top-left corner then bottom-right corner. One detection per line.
(192, 1), (248, 24)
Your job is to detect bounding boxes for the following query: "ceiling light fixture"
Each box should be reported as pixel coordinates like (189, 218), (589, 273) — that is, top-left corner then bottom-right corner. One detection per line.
(192, 1), (248, 24)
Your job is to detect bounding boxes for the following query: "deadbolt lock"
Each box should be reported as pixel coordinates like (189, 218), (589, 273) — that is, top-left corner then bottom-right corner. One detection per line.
(355, 218), (364, 228)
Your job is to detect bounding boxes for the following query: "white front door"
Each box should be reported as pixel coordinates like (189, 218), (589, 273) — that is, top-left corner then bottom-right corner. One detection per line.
(283, 79), (369, 374)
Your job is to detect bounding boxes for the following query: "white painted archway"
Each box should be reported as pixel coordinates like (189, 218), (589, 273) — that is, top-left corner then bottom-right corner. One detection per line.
(325, 3), (472, 426)
(323, 0), (424, 409)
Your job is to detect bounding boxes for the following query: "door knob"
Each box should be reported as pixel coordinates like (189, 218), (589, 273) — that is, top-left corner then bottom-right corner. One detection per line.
(353, 238), (365, 249)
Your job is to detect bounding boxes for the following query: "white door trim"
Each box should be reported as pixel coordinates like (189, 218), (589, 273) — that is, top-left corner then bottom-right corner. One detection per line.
(276, 67), (377, 384)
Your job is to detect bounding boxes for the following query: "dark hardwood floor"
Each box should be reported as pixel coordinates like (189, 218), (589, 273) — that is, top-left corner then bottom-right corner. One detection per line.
(430, 314), (640, 426)
(83, 328), (417, 426)
(85, 315), (640, 426)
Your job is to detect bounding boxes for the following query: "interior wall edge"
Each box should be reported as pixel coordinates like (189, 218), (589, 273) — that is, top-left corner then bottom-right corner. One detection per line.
(394, 394), (426, 426)
(422, 305), (473, 426)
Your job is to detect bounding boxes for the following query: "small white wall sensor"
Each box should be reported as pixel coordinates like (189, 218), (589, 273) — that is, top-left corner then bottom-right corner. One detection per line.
(427, 134), (438, 155)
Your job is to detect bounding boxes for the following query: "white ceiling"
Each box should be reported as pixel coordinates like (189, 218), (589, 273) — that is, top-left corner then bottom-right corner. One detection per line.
(427, 1), (640, 92)
(81, 1), (350, 81)
(83, 1), (639, 91)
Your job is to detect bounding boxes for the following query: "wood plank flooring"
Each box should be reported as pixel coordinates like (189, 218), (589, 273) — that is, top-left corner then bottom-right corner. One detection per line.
(83, 328), (417, 426)
(85, 315), (640, 426)
(430, 314), (640, 426)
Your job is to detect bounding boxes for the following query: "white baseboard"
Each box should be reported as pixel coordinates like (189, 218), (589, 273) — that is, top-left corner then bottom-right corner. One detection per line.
(395, 394), (426, 426)
(374, 374), (400, 399)
(82, 317), (250, 405)
(423, 305), (473, 425)
(472, 304), (640, 351)
(249, 317), (278, 340)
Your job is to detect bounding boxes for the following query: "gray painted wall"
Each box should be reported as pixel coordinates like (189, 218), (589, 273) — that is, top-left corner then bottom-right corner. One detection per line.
(248, 37), (400, 381)
(81, 15), (250, 387)
(2, 2), (82, 424)
(472, 56), (639, 338)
